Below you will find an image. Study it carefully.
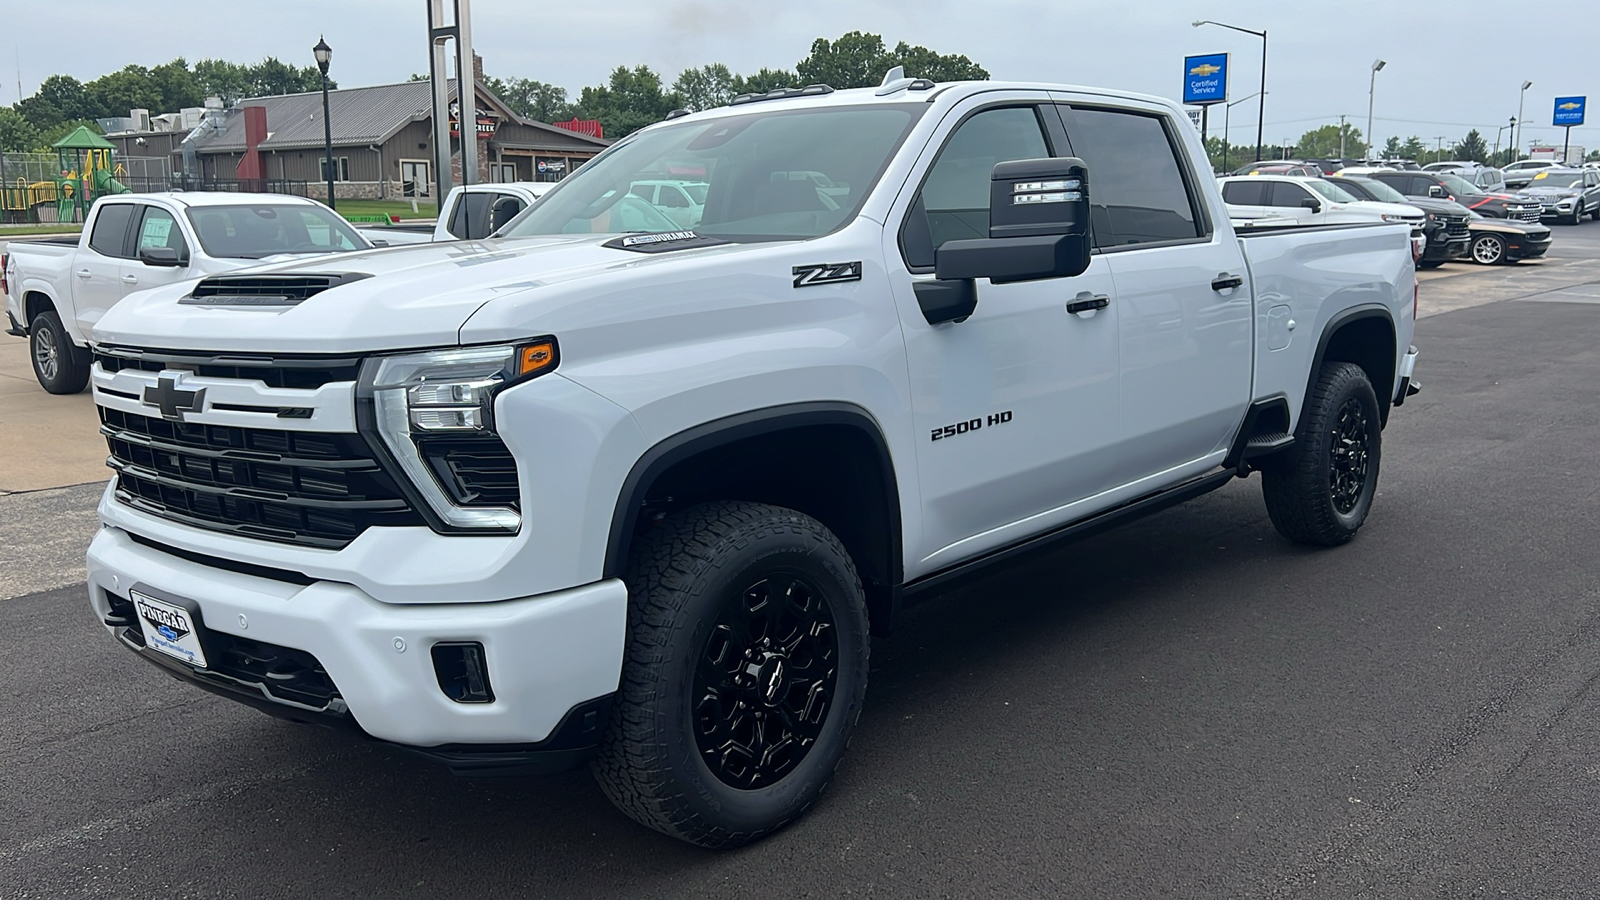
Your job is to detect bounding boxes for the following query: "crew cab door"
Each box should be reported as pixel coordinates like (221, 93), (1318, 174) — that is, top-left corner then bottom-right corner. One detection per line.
(120, 204), (195, 296)
(883, 94), (1124, 572)
(70, 201), (139, 335)
(1054, 100), (1253, 482)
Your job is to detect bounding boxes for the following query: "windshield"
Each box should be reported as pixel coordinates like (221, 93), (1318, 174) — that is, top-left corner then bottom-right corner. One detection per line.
(1528, 172), (1585, 190)
(503, 105), (922, 241)
(1307, 180), (1358, 202)
(185, 204), (367, 258)
(1437, 173), (1483, 198)
(1346, 178), (1408, 203)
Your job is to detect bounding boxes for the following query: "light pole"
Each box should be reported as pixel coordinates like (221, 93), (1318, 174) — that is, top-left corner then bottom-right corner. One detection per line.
(1221, 90), (1264, 172)
(1516, 80), (1532, 163)
(313, 37), (335, 210)
(1495, 117), (1515, 163)
(1194, 20), (1267, 162)
(1367, 59), (1386, 160)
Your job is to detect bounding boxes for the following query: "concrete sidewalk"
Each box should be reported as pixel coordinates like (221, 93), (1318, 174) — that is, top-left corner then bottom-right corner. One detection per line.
(0, 337), (105, 494)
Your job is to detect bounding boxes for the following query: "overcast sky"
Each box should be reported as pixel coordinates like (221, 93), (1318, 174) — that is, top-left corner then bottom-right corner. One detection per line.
(16, 0), (1600, 151)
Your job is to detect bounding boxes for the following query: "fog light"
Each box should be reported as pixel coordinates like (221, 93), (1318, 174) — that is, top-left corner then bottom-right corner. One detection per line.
(432, 642), (495, 703)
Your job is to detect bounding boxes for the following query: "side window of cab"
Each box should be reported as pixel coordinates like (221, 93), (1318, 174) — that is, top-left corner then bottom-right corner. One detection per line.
(900, 106), (1052, 271)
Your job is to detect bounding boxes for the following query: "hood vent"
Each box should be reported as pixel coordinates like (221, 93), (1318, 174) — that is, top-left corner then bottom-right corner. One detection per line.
(182, 273), (370, 307)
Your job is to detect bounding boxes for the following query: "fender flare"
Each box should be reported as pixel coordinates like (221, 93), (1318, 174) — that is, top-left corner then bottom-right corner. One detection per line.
(602, 401), (906, 632)
(1304, 302), (1396, 420)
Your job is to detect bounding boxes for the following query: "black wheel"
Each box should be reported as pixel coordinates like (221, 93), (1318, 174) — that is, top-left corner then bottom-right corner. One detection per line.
(29, 309), (90, 394)
(1470, 233), (1506, 265)
(1261, 361), (1382, 546)
(593, 501), (869, 848)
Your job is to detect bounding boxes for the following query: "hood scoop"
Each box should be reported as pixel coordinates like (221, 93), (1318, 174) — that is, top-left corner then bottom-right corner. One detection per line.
(181, 272), (371, 307)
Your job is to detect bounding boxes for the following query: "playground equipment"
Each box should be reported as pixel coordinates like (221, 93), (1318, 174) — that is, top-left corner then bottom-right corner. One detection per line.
(49, 126), (130, 223)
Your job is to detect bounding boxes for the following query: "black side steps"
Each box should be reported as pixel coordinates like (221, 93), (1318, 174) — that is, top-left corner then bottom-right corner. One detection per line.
(1224, 398), (1295, 473)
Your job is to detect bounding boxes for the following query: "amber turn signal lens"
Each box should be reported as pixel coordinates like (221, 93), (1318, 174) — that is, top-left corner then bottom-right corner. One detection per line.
(518, 341), (557, 377)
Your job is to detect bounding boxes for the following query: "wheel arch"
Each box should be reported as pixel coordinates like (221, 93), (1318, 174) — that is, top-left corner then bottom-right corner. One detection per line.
(1306, 304), (1397, 427)
(605, 402), (905, 636)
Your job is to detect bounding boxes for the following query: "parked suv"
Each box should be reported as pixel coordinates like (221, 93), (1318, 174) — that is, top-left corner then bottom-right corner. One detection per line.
(1517, 168), (1600, 224)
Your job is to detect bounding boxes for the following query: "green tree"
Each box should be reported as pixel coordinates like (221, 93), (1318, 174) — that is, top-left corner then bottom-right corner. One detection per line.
(150, 59), (203, 112)
(1382, 136), (1403, 158)
(1587, 149), (1600, 162)
(886, 41), (988, 82)
(574, 65), (679, 139)
(1452, 128), (1489, 163)
(796, 31), (889, 89)
(15, 74), (90, 130)
(673, 64), (736, 112)
(1399, 136), (1426, 161)
(732, 68), (797, 95)
(0, 107), (42, 151)
(1295, 123), (1367, 159)
(194, 59), (253, 104)
(84, 65), (164, 119)
(486, 76), (574, 122)
(248, 57), (325, 97)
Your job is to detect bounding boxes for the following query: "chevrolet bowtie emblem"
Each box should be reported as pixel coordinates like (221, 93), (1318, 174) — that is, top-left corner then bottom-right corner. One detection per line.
(142, 374), (207, 423)
(1190, 63), (1222, 76)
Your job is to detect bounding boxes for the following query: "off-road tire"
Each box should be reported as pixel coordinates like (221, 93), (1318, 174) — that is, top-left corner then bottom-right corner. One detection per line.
(593, 501), (870, 848)
(1261, 361), (1382, 546)
(29, 309), (90, 394)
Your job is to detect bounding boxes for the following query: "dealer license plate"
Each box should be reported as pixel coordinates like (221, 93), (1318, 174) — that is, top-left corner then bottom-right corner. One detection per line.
(131, 591), (209, 668)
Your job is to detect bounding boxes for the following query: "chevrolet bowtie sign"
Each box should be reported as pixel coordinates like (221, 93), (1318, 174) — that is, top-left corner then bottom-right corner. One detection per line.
(142, 373), (208, 423)
(1553, 96), (1586, 126)
(1183, 53), (1229, 106)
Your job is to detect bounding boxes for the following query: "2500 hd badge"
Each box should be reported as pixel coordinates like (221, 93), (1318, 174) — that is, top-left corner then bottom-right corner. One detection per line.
(931, 410), (1013, 441)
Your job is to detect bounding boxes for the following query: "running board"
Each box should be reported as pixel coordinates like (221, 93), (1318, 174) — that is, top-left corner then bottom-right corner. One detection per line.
(902, 468), (1238, 600)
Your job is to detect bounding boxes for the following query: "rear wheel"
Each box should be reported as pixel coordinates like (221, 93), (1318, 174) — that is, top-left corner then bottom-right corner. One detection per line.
(594, 501), (870, 848)
(29, 310), (90, 395)
(1470, 233), (1506, 265)
(1261, 362), (1382, 546)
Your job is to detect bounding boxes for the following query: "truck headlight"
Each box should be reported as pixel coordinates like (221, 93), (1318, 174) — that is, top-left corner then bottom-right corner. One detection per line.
(360, 339), (558, 532)
(1382, 214), (1408, 223)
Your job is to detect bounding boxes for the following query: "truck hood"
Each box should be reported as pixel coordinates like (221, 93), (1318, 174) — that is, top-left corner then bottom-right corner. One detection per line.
(91, 235), (760, 353)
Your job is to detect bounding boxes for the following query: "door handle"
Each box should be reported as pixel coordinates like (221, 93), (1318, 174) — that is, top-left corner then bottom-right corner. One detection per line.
(1211, 273), (1244, 292)
(121, 275), (139, 285)
(1066, 292), (1110, 315)
(76, 269), (93, 279)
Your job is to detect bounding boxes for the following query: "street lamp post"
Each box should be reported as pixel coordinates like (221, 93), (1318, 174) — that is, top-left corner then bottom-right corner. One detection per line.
(1495, 117), (1515, 163)
(1367, 59), (1386, 160)
(313, 37), (335, 211)
(1221, 90), (1264, 172)
(1194, 20), (1267, 162)
(1516, 80), (1532, 163)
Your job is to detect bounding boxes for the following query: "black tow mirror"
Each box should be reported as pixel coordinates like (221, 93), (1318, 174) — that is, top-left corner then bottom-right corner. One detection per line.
(138, 246), (184, 267)
(934, 158), (1092, 287)
(1300, 198), (1322, 212)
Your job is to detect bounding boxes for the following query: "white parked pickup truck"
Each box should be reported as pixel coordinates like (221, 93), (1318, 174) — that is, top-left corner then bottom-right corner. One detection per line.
(84, 74), (1422, 848)
(3, 192), (371, 393)
(356, 182), (557, 246)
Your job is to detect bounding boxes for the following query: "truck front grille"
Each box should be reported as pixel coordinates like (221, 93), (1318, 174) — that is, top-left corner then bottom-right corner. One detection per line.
(1445, 215), (1469, 236)
(95, 347), (362, 391)
(101, 407), (424, 548)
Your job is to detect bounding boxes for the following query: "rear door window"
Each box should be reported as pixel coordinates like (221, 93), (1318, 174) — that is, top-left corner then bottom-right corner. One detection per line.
(1056, 106), (1206, 248)
(1220, 181), (1267, 206)
(1266, 183), (1315, 208)
(88, 204), (137, 258)
(447, 192), (497, 239)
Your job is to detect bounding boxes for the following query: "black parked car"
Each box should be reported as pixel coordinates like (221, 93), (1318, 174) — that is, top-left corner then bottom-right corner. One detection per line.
(1331, 175), (1470, 267)
(1368, 170), (1543, 222)
(1462, 214), (1553, 264)
(1516, 168), (1600, 225)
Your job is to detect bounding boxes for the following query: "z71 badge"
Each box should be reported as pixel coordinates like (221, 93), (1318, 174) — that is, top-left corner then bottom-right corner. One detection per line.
(792, 261), (863, 288)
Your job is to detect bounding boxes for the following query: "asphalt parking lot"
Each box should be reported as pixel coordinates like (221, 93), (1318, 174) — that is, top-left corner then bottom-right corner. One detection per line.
(3, 230), (1599, 898)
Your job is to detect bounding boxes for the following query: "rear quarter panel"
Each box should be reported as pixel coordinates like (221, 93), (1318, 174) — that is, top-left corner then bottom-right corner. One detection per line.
(1240, 224), (1415, 427)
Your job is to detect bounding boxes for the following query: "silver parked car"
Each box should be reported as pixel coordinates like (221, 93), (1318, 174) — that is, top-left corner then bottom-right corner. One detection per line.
(1518, 168), (1600, 225)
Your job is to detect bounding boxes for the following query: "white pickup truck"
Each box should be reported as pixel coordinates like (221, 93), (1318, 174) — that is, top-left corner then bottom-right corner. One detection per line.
(356, 182), (556, 246)
(83, 75), (1421, 848)
(1218, 174), (1426, 229)
(3, 192), (371, 393)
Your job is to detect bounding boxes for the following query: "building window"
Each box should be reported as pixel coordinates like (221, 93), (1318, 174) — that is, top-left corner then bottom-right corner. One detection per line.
(491, 163), (517, 183)
(400, 160), (430, 196)
(320, 157), (350, 182)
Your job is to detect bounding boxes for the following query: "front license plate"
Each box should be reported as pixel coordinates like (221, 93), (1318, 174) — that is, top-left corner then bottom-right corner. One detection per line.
(131, 591), (209, 668)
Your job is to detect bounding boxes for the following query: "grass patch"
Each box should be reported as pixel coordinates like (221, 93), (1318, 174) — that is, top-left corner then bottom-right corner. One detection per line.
(329, 199), (437, 220)
(0, 223), (82, 236)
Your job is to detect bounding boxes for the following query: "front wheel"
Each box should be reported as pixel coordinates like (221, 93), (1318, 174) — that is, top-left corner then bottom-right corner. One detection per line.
(594, 501), (870, 848)
(1567, 201), (1585, 226)
(29, 310), (90, 394)
(1470, 233), (1506, 265)
(1261, 362), (1382, 546)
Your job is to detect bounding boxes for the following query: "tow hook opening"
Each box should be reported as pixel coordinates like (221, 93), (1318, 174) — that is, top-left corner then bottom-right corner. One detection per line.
(431, 642), (496, 703)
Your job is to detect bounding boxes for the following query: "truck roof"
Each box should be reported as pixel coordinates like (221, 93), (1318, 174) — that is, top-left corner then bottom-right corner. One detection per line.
(97, 191), (328, 210)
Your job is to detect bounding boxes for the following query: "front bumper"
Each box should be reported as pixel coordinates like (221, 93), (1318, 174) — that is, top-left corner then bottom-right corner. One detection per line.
(1422, 234), (1470, 261)
(87, 524), (628, 763)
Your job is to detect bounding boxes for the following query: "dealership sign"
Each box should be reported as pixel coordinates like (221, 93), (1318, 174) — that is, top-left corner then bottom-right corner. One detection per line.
(1553, 96), (1586, 127)
(1182, 53), (1229, 106)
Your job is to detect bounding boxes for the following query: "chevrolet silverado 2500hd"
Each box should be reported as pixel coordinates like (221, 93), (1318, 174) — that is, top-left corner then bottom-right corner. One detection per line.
(84, 74), (1421, 848)
(3, 192), (370, 393)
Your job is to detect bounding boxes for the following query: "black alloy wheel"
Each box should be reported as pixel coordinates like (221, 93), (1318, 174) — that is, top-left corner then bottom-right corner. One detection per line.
(1470, 233), (1506, 265)
(694, 573), (839, 789)
(1328, 398), (1372, 515)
